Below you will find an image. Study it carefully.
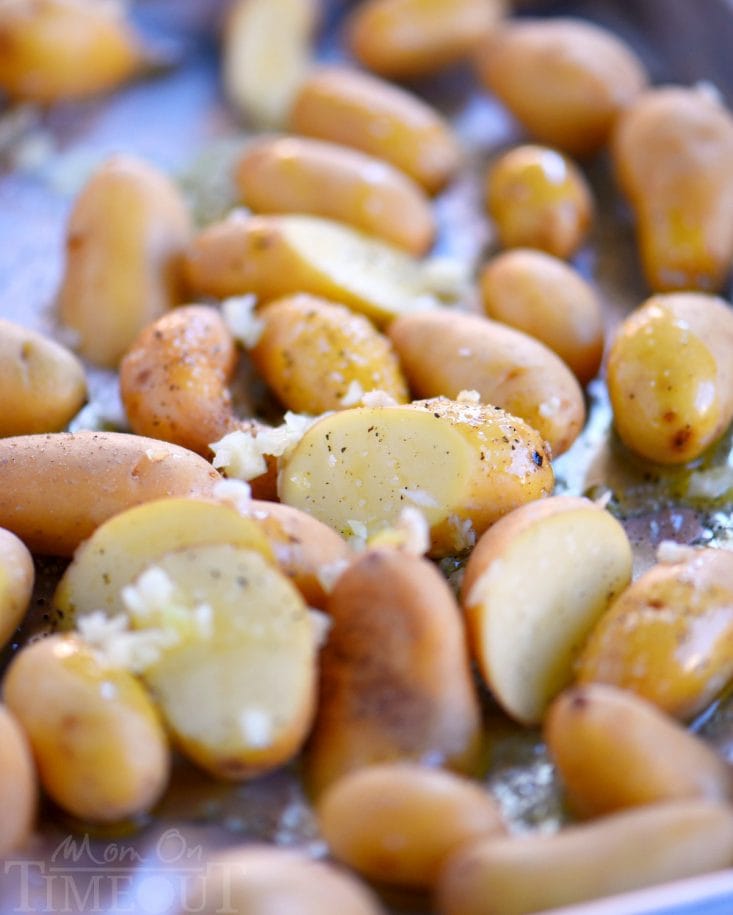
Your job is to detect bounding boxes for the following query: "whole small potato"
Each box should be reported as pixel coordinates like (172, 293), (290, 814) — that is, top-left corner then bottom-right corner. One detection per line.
(0, 319), (86, 436)
(476, 17), (648, 157)
(251, 294), (409, 413)
(288, 66), (462, 193)
(546, 684), (733, 818)
(3, 635), (170, 823)
(318, 764), (505, 888)
(235, 136), (435, 255)
(479, 249), (604, 384)
(613, 86), (733, 293)
(57, 155), (192, 368)
(577, 548), (733, 720)
(347, 0), (505, 80)
(486, 145), (593, 259)
(0, 527), (34, 652)
(0, 705), (36, 857)
(305, 548), (482, 795)
(607, 293), (733, 464)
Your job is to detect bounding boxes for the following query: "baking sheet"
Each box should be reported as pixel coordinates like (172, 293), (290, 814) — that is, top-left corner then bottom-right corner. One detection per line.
(1, 1), (733, 912)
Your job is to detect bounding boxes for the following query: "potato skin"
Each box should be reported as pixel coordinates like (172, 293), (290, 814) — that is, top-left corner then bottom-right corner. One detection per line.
(235, 136), (435, 255)
(305, 549), (483, 796)
(288, 66), (462, 193)
(0, 432), (219, 556)
(0, 319), (86, 436)
(3, 635), (170, 823)
(577, 549), (733, 720)
(613, 86), (733, 294)
(57, 155), (192, 368)
(389, 310), (585, 456)
(0, 706), (36, 857)
(476, 17), (648, 157)
(0, 528), (34, 652)
(546, 684), (733, 818)
(607, 293), (733, 464)
(479, 248), (604, 384)
(251, 294), (409, 413)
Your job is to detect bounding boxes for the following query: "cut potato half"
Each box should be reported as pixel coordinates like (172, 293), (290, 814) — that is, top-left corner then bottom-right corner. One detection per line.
(123, 544), (317, 779)
(54, 497), (273, 628)
(461, 496), (632, 724)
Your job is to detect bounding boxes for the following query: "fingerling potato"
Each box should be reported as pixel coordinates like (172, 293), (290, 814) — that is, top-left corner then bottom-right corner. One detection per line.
(0, 706), (36, 856)
(0, 528), (34, 651)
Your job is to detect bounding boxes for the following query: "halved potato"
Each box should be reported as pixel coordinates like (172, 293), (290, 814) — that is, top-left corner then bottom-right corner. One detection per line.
(460, 496), (633, 724)
(53, 497), (273, 628)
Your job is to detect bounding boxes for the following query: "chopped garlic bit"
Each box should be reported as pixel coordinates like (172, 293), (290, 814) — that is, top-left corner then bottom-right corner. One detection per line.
(344, 519), (369, 550)
(211, 412), (318, 481)
(309, 609), (333, 647)
(213, 478), (253, 513)
(315, 558), (351, 594)
(401, 487), (439, 509)
(656, 541), (699, 565)
(77, 611), (180, 674)
(457, 389), (481, 405)
(239, 707), (273, 749)
(447, 514), (477, 552)
(340, 380), (364, 407)
(121, 566), (175, 618)
(395, 507), (430, 556)
(361, 389), (398, 408)
(686, 465), (733, 500)
(222, 294), (264, 348)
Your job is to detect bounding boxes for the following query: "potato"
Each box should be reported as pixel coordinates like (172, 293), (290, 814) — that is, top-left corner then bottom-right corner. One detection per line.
(460, 497), (632, 725)
(279, 397), (553, 557)
(476, 17), (648, 157)
(120, 305), (238, 457)
(0, 0), (145, 104)
(347, 0), (505, 79)
(437, 801), (733, 915)
(0, 319), (86, 436)
(235, 137), (435, 256)
(223, 0), (319, 129)
(54, 496), (272, 627)
(305, 548), (482, 795)
(0, 528), (34, 652)
(57, 155), (192, 368)
(607, 293), (733, 464)
(250, 294), (409, 413)
(288, 66), (462, 193)
(388, 310), (585, 456)
(0, 432), (220, 556)
(546, 684), (733, 818)
(479, 248), (604, 384)
(318, 764), (505, 888)
(613, 86), (733, 293)
(185, 213), (455, 325)
(3, 635), (169, 823)
(576, 548), (733, 720)
(186, 846), (385, 915)
(241, 499), (353, 608)
(0, 706), (36, 856)
(118, 543), (317, 780)
(486, 145), (593, 259)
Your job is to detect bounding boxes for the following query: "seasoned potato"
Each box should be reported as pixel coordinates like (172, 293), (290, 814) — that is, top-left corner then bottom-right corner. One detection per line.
(546, 684), (733, 818)
(479, 249), (604, 384)
(305, 549), (482, 795)
(607, 293), (733, 464)
(576, 548), (733, 720)
(613, 86), (733, 293)
(476, 17), (648, 157)
(388, 310), (585, 456)
(279, 397), (553, 557)
(54, 497), (272, 627)
(0, 0), (145, 104)
(347, 0), (505, 79)
(223, 0), (319, 128)
(185, 213), (453, 325)
(3, 635), (169, 823)
(486, 145), (593, 259)
(318, 764), (505, 888)
(0, 528), (34, 652)
(120, 544), (317, 780)
(288, 66), (462, 193)
(186, 846), (385, 915)
(235, 137), (435, 255)
(437, 801), (733, 915)
(0, 432), (220, 556)
(250, 294), (409, 413)
(0, 705), (36, 857)
(120, 305), (238, 457)
(460, 497), (632, 725)
(0, 319), (86, 436)
(57, 155), (192, 368)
